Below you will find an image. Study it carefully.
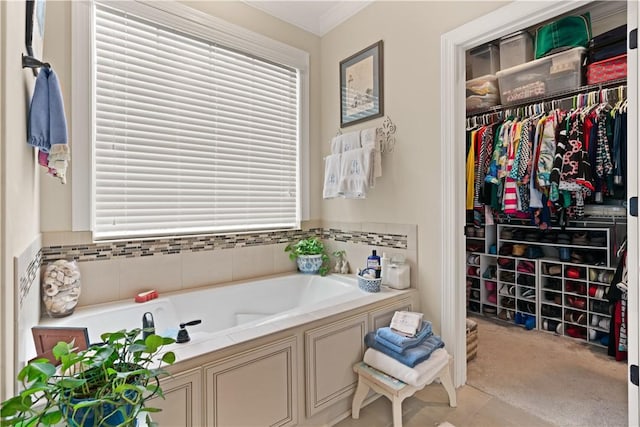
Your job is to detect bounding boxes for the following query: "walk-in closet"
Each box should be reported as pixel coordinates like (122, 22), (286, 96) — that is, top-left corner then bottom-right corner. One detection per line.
(464, 1), (630, 424)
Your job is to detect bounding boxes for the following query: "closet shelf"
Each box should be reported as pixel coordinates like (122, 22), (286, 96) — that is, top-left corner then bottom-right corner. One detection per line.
(466, 77), (627, 117)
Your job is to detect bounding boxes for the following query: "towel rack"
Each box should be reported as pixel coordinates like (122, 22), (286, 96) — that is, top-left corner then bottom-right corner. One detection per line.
(376, 116), (396, 153)
(22, 54), (50, 76)
(334, 115), (397, 153)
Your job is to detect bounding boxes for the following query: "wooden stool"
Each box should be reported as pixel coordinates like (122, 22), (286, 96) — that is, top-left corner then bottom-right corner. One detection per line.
(351, 356), (456, 427)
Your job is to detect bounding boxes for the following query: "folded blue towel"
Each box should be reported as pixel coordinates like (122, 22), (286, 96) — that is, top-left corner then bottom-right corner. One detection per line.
(28, 67), (68, 151)
(364, 331), (445, 368)
(375, 321), (433, 353)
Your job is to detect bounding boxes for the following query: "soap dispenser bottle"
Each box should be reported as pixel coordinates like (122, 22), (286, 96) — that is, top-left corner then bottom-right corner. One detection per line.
(367, 250), (381, 278)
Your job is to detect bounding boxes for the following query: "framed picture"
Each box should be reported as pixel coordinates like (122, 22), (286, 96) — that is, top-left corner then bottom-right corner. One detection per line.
(25, 0), (46, 59)
(340, 40), (384, 128)
(31, 326), (89, 365)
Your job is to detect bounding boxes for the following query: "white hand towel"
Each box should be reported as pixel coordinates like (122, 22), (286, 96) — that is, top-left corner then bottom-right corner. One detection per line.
(341, 130), (361, 152)
(390, 311), (424, 337)
(361, 127), (382, 178)
(330, 135), (343, 154)
(363, 348), (449, 387)
(323, 153), (342, 199)
(339, 148), (371, 198)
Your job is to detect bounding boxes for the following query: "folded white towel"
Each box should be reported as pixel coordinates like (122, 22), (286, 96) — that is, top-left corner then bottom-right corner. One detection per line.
(363, 347), (449, 387)
(361, 127), (382, 179)
(390, 311), (424, 337)
(323, 153), (342, 199)
(340, 130), (361, 152)
(339, 148), (372, 198)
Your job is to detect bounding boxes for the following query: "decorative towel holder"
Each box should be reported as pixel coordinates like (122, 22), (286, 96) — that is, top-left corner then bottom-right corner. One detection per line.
(335, 115), (397, 153)
(22, 53), (50, 77)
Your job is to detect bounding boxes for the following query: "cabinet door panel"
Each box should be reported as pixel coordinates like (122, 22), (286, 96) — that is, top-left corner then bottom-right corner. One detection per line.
(147, 368), (202, 427)
(305, 313), (368, 417)
(205, 336), (297, 427)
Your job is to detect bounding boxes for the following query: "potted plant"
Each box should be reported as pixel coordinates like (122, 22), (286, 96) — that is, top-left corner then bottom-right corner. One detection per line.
(0, 328), (176, 427)
(284, 237), (330, 275)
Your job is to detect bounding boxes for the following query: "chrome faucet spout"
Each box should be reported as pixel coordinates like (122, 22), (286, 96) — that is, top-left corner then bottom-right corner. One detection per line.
(142, 312), (155, 340)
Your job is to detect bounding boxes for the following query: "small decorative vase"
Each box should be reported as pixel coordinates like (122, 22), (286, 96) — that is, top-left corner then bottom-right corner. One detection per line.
(296, 254), (324, 274)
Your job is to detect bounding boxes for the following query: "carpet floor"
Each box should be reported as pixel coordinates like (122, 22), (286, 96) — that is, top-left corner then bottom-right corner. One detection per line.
(466, 315), (627, 427)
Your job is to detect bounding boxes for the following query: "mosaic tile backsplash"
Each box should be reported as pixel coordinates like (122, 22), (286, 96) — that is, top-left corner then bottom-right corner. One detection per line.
(42, 228), (408, 264)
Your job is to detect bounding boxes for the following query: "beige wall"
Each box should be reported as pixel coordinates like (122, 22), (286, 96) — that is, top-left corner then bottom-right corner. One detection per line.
(320, 1), (506, 330)
(1, 1), (42, 399)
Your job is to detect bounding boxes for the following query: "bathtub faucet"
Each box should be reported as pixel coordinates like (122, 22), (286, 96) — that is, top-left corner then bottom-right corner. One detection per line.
(142, 312), (155, 340)
(176, 319), (202, 343)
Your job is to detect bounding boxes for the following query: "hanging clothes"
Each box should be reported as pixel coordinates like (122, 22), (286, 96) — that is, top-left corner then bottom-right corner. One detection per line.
(465, 86), (627, 227)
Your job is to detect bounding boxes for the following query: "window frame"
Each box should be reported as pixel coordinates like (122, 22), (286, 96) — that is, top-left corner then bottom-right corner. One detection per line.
(71, 0), (310, 239)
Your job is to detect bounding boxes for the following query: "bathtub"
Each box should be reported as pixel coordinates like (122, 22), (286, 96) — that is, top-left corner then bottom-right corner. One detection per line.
(31, 272), (417, 426)
(34, 273), (410, 361)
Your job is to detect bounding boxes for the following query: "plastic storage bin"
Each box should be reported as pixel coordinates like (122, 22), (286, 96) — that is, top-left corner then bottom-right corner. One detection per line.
(586, 54), (627, 85)
(466, 75), (500, 111)
(499, 31), (534, 70)
(496, 47), (586, 105)
(469, 43), (500, 79)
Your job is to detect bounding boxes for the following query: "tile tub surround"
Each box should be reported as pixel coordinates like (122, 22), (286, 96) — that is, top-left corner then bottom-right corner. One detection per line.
(41, 227), (409, 264)
(39, 224), (413, 307)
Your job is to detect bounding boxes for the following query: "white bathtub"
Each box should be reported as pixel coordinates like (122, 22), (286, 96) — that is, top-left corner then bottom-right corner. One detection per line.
(34, 273), (407, 362)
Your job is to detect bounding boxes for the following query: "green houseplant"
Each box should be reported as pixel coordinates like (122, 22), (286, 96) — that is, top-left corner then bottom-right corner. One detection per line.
(0, 328), (176, 427)
(284, 237), (330, 276)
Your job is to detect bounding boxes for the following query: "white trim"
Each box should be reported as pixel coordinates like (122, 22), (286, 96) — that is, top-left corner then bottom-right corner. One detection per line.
(71, 0), (311, 233)
(242, 1), (372, 37)
(626, 2), (639, 424)
(71, 1), (92, 231)
(114, 1), (309, 70)
(440, 0), (595, 388)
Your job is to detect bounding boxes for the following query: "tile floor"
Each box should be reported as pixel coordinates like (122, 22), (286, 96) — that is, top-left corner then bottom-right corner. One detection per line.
(334, 381), (555, 427)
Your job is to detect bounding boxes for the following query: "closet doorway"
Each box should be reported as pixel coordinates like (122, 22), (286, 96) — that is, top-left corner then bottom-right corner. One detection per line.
(440, 1), (639, 425)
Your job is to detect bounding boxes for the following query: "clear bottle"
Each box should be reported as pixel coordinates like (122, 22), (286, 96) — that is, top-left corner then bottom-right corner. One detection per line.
(367, 250), (381, 278)
(380, 252), (389, 284)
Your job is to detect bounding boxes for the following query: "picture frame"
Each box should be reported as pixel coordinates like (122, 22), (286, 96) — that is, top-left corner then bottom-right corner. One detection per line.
(340, 40), (384, 128)
(31, 326), (89, 365)
(25, 0), (46, 60)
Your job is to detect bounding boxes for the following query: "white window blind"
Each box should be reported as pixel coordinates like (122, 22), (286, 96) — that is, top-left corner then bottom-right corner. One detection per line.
(93, 4), (300, 240)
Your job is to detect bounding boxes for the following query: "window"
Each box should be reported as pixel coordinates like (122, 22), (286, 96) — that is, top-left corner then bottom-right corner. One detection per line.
(83, 1), (308, 240)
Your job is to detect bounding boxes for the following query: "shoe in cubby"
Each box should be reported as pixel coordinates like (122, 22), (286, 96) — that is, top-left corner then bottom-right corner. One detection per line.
(542, 318), (562, 333)
(565, 325), (587, 340)
(565, 309), (587, 325)
(497, 257), (515, 270)
(565, 295), (587, 310)
(519, 287), (536, 301)
(541, 304), (562, 319)
(499, 271), (515, 283)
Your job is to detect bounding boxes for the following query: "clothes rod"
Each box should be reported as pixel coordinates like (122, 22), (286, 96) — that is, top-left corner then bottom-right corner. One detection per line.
(466, 78), (627, 117)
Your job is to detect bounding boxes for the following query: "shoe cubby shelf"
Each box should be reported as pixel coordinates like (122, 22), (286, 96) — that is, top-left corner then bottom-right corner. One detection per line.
(466, 223), (617, 348)
(539, 259), (614, 348)
(497, 224), (613, 268)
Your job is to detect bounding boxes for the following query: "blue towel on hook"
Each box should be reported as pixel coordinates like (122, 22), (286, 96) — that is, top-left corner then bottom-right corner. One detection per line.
(375, 321), (433, 353)
(28, 67), (68, 151)
(364, 332), (445, 368)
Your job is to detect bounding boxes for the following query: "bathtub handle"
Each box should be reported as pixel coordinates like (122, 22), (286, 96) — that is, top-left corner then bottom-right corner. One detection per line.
(176, 319), (202, 343)
(180, 319), (202, 328)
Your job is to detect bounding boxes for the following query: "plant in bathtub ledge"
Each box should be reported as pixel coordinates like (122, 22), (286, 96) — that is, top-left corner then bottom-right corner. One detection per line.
(285, 237), (330, 276)
(0, 328), (175, 427)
